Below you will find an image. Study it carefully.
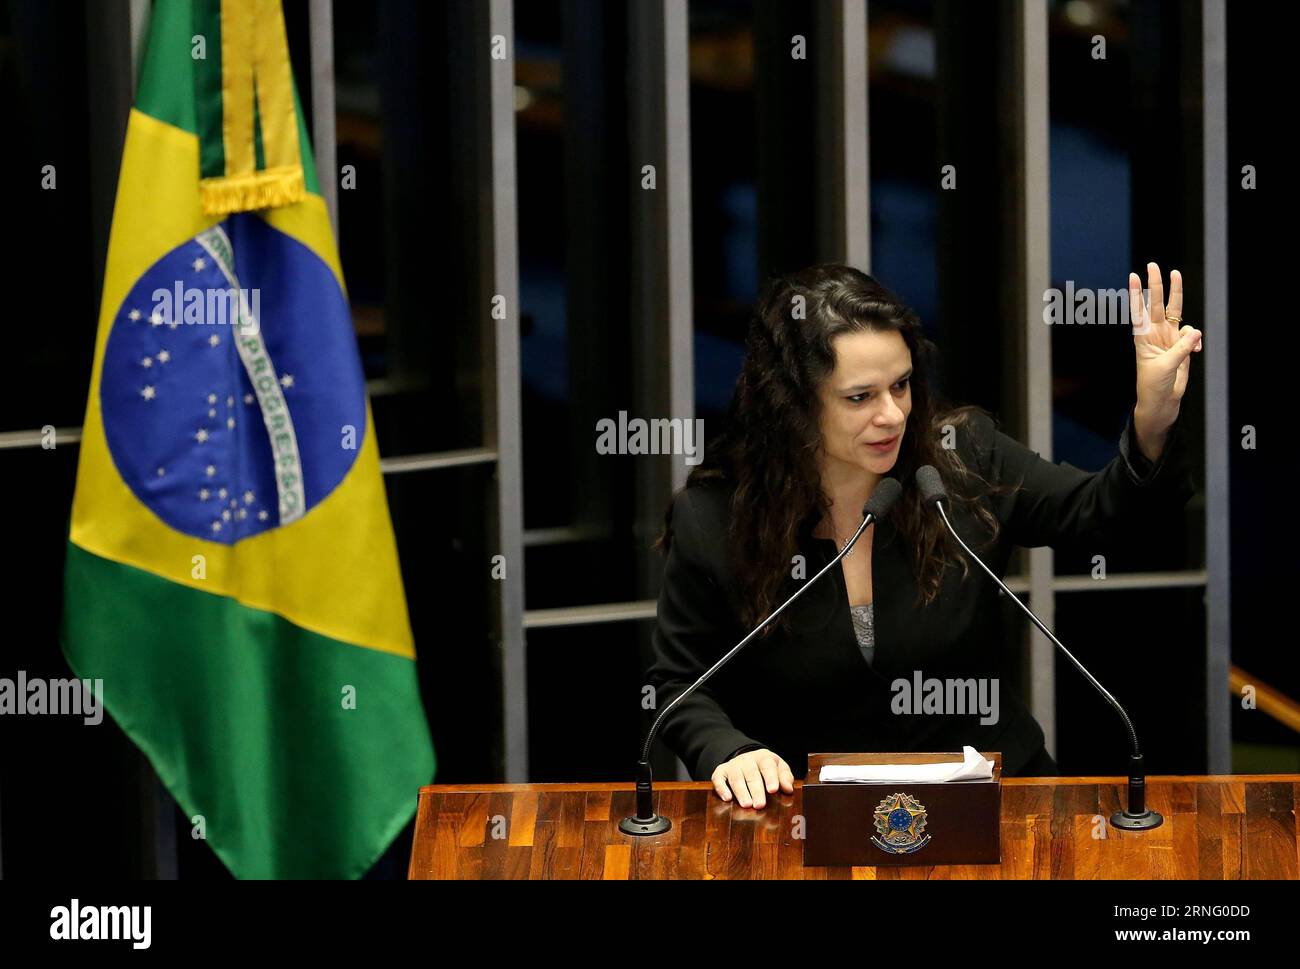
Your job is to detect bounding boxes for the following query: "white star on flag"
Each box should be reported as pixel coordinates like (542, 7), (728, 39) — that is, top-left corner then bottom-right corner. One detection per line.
(141, 386), (156, 400)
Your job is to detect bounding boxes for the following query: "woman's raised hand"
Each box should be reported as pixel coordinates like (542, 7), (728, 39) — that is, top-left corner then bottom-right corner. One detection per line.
(711, 748), (795, 809)
(1131, 262), (1201, 421)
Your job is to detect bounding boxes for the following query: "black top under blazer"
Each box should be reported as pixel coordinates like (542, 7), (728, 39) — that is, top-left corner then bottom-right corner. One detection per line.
(646, 407), (1196, 781)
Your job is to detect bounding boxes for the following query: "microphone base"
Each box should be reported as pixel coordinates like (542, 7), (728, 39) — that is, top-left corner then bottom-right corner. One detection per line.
(618, 814), (672, 837)
(1110, 809), (1164, 831)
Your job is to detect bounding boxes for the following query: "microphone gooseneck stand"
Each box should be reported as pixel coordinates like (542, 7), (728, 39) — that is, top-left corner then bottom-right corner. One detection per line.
(926, 481), (1162, 831)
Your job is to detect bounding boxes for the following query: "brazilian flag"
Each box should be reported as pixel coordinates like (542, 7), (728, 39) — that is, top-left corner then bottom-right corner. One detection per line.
(61, 0), (435, 878)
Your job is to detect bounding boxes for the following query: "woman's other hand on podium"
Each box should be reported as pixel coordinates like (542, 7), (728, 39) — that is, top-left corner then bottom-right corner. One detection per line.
(711, 749), (795, 809)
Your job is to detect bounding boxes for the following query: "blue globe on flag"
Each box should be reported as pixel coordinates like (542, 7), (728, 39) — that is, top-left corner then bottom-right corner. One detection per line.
(100, 212), (367, 544)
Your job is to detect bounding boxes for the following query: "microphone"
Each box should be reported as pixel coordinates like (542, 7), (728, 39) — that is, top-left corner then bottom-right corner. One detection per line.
(914, 464), (1162, 831)
(621, 477), (904, 835)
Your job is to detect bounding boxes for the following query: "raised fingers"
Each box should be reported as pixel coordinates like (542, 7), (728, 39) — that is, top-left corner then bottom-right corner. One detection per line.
(1146, 262), (1166, 327)
(1129, 272), (1150, 335)
(1167, 268), (1183, 321)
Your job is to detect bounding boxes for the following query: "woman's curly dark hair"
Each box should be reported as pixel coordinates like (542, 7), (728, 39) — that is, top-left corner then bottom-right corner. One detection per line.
(656, 264), (1016, 635)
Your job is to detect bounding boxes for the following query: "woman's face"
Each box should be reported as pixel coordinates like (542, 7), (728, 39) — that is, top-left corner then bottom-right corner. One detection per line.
(815, 328), (913, 478)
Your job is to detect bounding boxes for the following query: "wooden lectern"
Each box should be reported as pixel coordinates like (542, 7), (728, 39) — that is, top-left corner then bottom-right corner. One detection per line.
(409, 772), (1300, 879)
(803, 751), (1002, 867)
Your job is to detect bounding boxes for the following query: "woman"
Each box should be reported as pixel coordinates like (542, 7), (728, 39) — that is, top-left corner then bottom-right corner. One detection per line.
(646, 263), (1199, 809)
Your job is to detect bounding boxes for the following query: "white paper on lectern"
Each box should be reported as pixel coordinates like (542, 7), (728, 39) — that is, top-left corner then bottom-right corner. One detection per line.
(816, 745), (994, 783)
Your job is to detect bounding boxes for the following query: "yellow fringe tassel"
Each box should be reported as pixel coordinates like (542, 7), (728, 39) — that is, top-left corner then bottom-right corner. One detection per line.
(199, 166), (305, 216)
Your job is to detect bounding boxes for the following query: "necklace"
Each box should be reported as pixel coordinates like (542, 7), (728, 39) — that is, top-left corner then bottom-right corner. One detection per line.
(824, 520), (869, 559)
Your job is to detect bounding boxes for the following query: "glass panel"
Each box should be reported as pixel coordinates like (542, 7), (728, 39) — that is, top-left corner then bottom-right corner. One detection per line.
(1, 2), (96, 429)
(386, 463), (498, 781)
(1055, 588), (1207, 775)
(689, 0), (756, 428)
(1225, 1), (1294, 772)
(333, 1), (485, 457)
(1047, 0), (1205, 575)
(526, 620), (656, 782)
(517, 1), (644, 609)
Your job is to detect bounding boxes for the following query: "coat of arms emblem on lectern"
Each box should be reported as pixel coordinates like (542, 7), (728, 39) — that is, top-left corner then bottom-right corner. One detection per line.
(871, 792), (931, 854)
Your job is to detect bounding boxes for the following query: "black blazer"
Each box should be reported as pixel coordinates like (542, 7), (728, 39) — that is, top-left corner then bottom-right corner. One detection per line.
(646, 407), (1196, 781)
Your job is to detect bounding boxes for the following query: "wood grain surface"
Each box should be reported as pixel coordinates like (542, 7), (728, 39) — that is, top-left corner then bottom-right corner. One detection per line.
(407, 775), (1300, 880)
